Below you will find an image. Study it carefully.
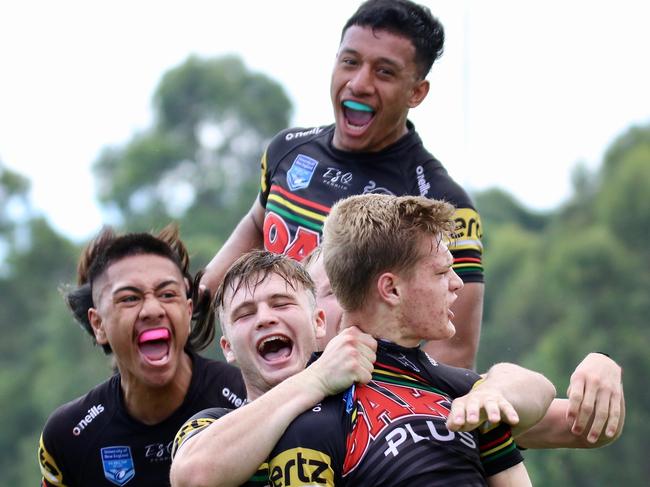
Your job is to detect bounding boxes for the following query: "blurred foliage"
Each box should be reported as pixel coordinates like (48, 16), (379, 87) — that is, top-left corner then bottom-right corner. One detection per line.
(476, 121), (650, 485)
(94, 54), (292, 269)
(0, 55), (648, 484)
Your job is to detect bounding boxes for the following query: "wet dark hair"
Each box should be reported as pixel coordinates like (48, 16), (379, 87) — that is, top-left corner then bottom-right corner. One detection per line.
(215, 250), (316, 331)
(65, 224), (215, 354)
(342, 0), (445, 79)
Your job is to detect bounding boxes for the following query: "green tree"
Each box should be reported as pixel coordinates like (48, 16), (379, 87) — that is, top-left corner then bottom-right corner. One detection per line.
(94, 55), (293, 268)
(477, 122), (650, 485)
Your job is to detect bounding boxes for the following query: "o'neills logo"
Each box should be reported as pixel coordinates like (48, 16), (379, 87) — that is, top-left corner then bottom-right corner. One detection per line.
(72, 404), (105, 436)
(415, 165), (431, 196)
(285, 126), (323, 141)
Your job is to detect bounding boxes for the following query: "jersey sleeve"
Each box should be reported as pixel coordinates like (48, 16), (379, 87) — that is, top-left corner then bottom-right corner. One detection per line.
(478, 421), (524, 477)
(39, 426), (71, 487)
(171, 407), (232, 460)
(436, 364), (524, 477)
(258, 128), (294, 208)
(417, 160), (484, 284)
(267, 397), (346, 486)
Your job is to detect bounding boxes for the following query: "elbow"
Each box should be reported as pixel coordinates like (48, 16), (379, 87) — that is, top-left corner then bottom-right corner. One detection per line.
(170, 460), (218, 487)
(541, 374), (557, 409)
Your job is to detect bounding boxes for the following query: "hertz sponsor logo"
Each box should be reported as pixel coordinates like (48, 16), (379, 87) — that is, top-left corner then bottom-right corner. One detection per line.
(268, 448), (334, 486)
(72, 404), (105, 436)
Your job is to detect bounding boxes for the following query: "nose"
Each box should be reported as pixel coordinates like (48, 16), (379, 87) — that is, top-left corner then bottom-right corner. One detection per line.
(255, 303), (278, 330)
(450, 269), (464, 293)
(139, 294), (165, 321)
(347, 65), (374, 97)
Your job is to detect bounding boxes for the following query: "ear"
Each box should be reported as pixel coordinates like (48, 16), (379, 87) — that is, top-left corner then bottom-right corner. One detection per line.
(186, 297), (193, 329)
(314, 308), (327, 339)
(220, 335), (237, 364)
(377, 272), (401, 306)
(408, 79), (430, 108)
(88, 308), (108, 345)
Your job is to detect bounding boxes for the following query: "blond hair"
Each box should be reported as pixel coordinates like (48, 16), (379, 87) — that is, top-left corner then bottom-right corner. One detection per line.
(322, 194), (456, 311)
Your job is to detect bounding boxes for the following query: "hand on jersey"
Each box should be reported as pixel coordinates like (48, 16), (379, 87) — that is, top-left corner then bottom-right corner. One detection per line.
(566, 352), (623, 443)
(446, 381), (520, 433)
(307, 326), (377, 396)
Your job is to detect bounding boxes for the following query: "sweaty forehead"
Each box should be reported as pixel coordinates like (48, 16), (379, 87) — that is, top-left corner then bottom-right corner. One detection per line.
(92, 254), (182, 299)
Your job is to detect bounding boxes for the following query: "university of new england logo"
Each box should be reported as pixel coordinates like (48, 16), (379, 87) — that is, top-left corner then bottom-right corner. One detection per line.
(287, 154), (318, 191)
(101, 446), (135, 486)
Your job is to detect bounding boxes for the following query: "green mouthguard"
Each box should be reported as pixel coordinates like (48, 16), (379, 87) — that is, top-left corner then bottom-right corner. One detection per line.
(342, 100), (373, 112)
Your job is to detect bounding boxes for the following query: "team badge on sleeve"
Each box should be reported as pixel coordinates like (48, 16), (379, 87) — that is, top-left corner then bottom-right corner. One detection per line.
(287, 154), (318, 191)
(100, 446), (135, 486)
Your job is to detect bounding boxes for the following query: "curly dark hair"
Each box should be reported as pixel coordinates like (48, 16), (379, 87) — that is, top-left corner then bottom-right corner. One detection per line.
(65, 224), (215, 354)
(341, 0), (445, 79)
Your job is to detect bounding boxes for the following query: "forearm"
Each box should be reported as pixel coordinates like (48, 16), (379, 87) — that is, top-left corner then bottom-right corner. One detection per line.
(487, 463), (532, 487)
(170, 372), (326, 487)
(422, 281), (483, 369)
(202, 199), (264, 292)
(516, 395), (625, 449)
(483, 363), (556, 435)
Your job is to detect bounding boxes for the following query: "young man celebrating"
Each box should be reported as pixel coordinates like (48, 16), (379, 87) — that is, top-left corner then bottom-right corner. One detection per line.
(170, 248), (556, 486)
(259, 194), (536, 486)
(303, 248), (625, 448)
(201, 0), (483, 369)
(38, 227), (246, 487)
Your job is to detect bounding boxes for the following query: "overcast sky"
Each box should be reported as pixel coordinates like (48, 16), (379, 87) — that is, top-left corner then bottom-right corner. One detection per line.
(1, 0), (649, 241)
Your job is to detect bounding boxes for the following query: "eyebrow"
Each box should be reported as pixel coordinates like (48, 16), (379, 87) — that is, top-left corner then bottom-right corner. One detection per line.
(338, 47), (404, 70)
(112, 279), (181, 296)
(229, 292), (296, 317)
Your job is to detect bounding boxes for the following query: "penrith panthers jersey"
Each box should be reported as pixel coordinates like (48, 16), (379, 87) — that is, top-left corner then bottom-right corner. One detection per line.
(266, 340), (523, 486)
(39, 352), (246, 487)
(259, 122), (483, 282)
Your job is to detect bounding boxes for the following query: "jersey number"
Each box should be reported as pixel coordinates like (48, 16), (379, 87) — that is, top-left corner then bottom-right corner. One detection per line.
(263, 212), (320, 261)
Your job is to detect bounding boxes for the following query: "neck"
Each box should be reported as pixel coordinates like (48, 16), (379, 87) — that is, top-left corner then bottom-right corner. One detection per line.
(343, 306), (419, 348)
(119, 352), (193, 425)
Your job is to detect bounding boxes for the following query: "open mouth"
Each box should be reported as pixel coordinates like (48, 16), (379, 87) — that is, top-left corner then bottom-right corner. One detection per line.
(137, 327), (171, 363)
(257, 334), (294, 362)
(342, 100), (374, 128)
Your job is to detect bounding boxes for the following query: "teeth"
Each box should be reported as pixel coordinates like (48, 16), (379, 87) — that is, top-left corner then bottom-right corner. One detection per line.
(258, 335), (289, 351)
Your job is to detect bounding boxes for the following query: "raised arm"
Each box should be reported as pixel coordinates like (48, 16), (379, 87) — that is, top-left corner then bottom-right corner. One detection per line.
(200, 197), (265, 294)
(447, 362), (556, 436)
(422, 281), (483, 369)
(169, 327), (376, 487)
(515, 353), (625, 448)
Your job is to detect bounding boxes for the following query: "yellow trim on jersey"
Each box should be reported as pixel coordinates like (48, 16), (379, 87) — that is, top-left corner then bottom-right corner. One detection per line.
(267, 194), (328, 223)
(480, 437), (515, 458)
(260, 150), (268, 194)
(39, 433), (67, 487)
(172, 417), (216, 459)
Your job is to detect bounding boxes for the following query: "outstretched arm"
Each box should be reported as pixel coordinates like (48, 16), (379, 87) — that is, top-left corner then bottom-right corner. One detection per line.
(447, 362), (556, 436)
(200, 197), (265, 294)
(170, 327), (376, 487)
(516, 353), (625, 448)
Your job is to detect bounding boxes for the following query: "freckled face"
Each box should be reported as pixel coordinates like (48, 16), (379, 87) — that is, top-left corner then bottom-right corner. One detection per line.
(398, 237), (464, 346)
